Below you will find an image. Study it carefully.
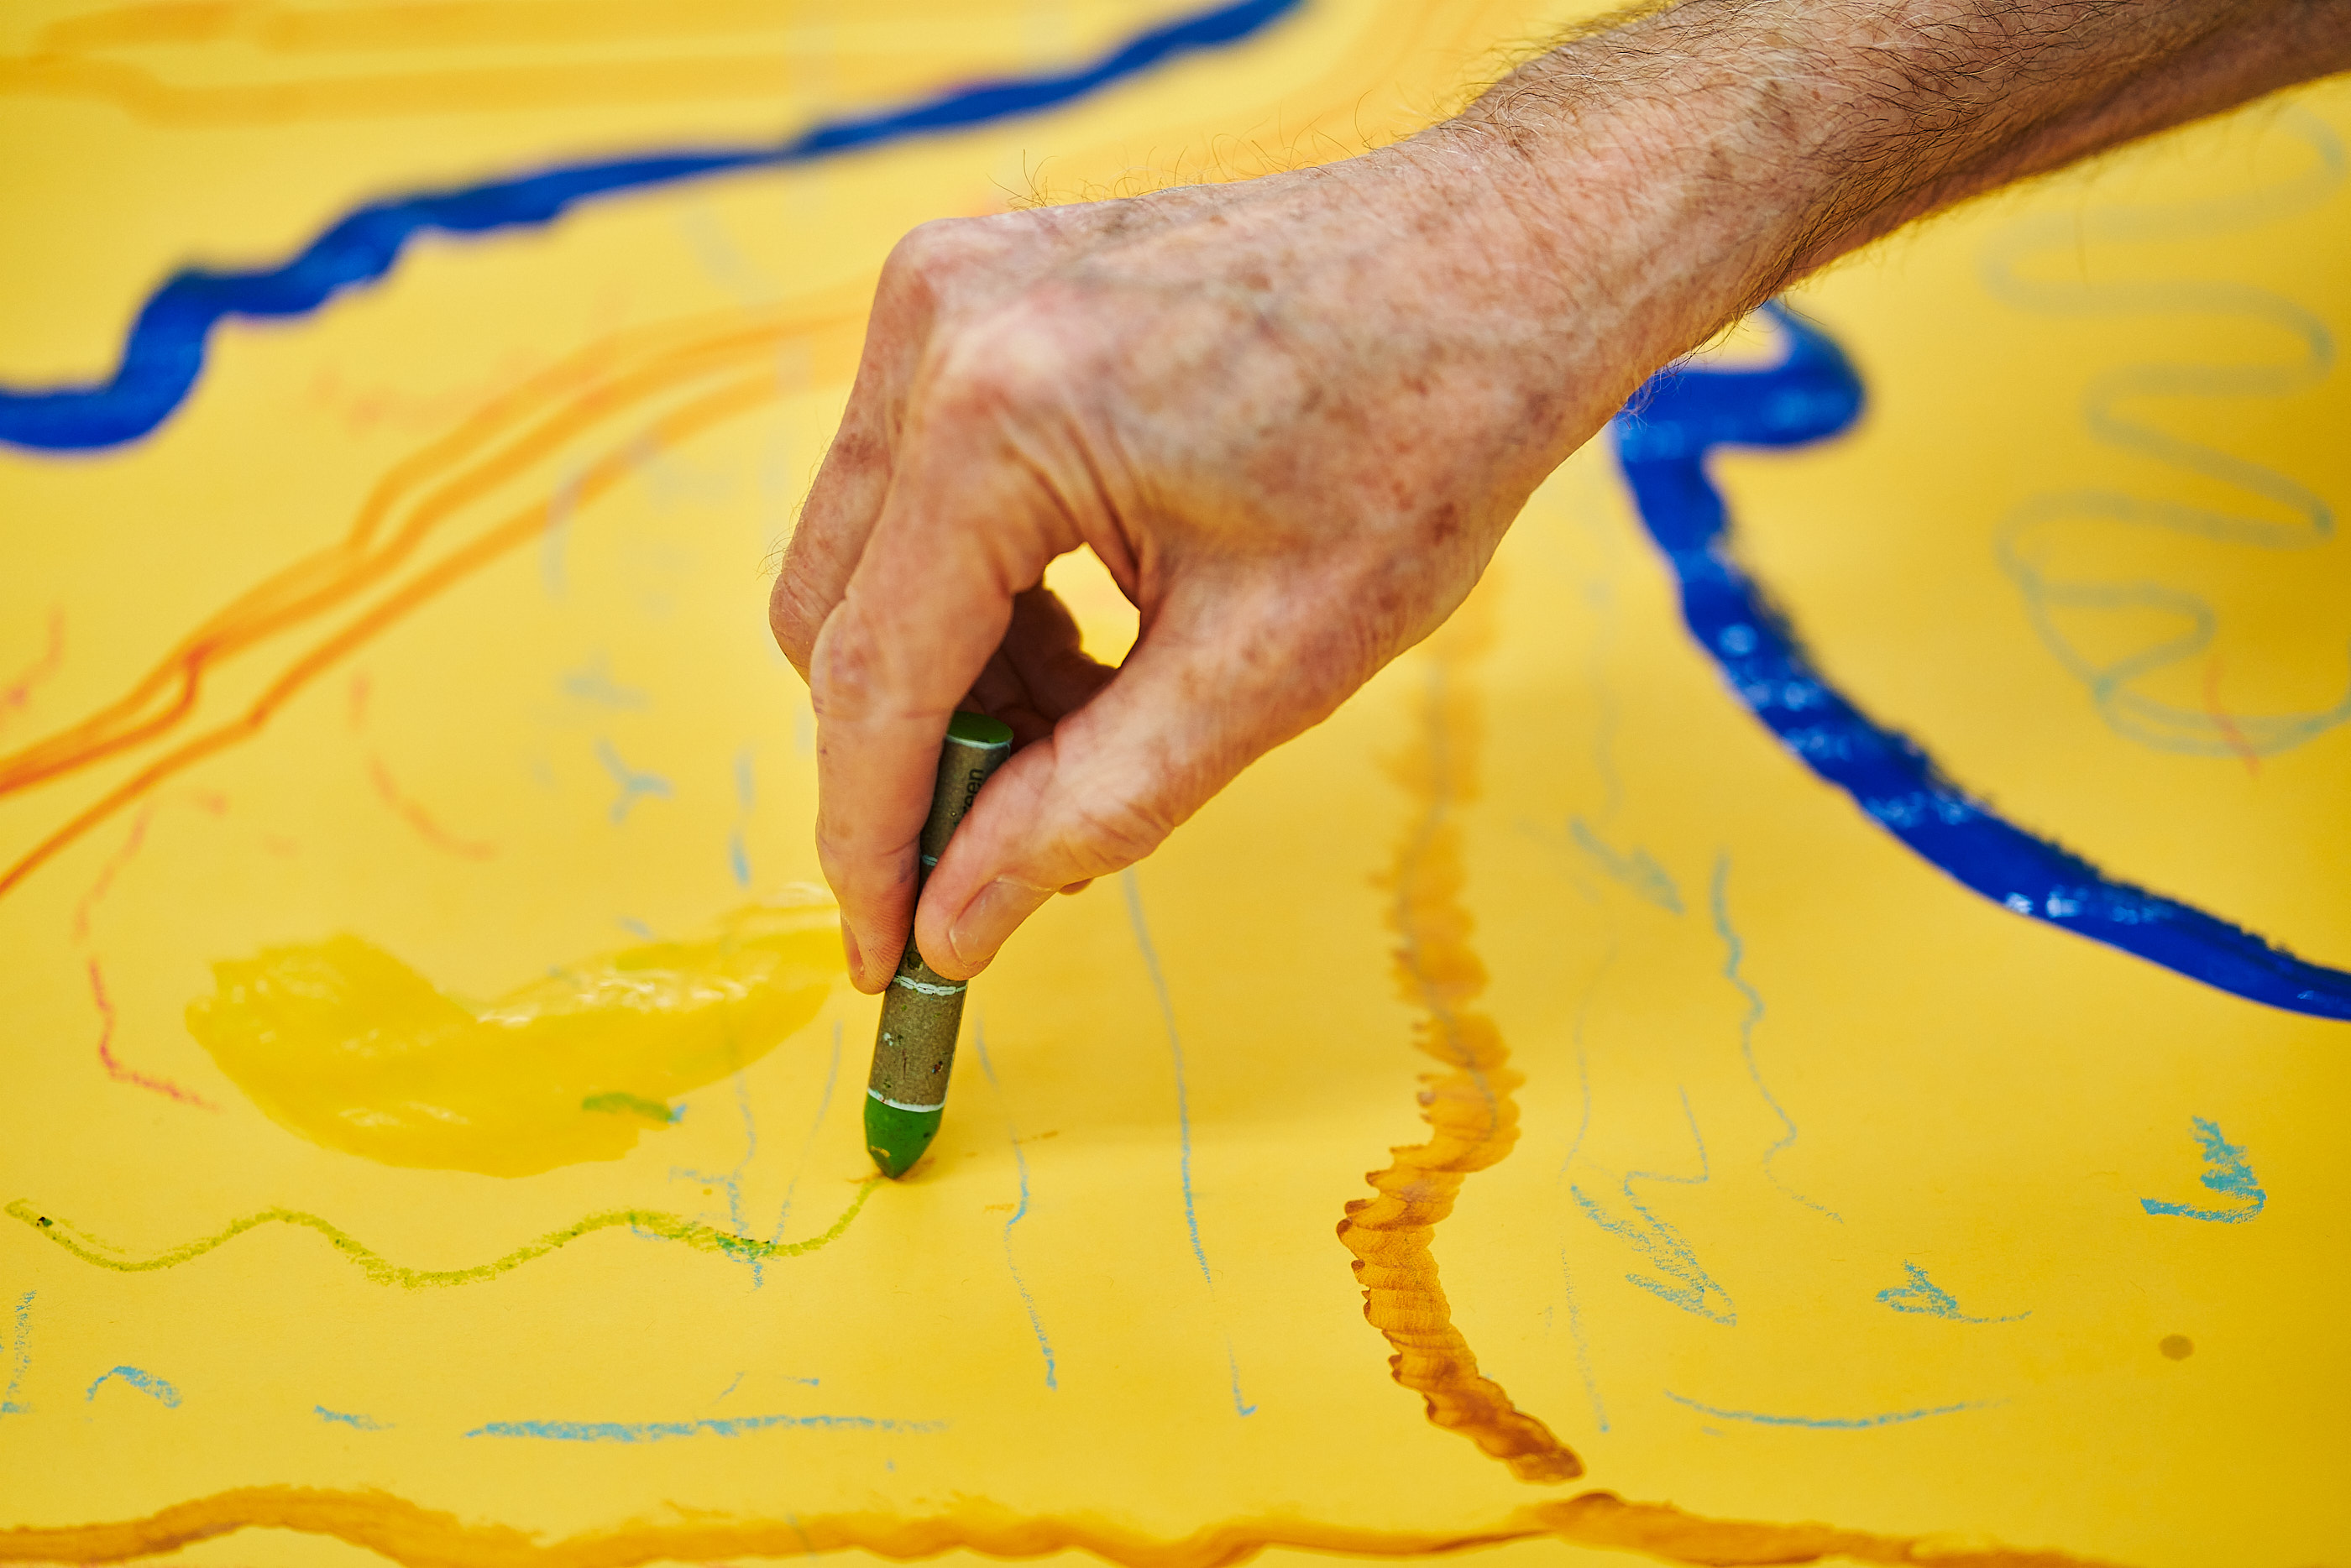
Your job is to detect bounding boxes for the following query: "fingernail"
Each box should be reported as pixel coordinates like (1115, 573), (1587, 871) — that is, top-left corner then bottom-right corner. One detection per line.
(948, 879), (1042, 972)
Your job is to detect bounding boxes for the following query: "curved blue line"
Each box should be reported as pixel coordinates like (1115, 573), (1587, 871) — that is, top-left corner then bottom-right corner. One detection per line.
(1663, 1388), (1992, 1429)
(0, 0), (1303, 452)
(1613, 304), (2351, 1021)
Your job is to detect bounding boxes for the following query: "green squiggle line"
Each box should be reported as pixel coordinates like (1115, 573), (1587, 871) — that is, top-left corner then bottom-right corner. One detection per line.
(4, 1179), (880, 1288)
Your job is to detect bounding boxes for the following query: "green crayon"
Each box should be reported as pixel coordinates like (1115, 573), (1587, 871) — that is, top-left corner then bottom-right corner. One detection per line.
(864, 711), (1014, 1179)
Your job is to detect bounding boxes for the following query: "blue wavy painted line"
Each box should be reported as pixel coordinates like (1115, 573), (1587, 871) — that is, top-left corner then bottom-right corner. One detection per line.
(0, 0), (1303, 452)
(466, 1412), (945, 1440)
(1613, 304), (2351, 1021)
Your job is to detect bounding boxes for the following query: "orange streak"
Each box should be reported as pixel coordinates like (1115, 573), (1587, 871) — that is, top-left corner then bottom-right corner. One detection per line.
(2200, 655), (2259, 778)
(366, 754), (497, 860)
(0, 1486), (2130, 1568)
(0, 607), (64, 732)
(1336, 594), (1583, 1484)
(86, 957), (220, 1111)
(0, 368), (785, 902)
(0, 306), (847, 803)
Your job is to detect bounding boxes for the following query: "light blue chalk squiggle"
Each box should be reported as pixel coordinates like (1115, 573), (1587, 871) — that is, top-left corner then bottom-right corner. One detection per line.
(1984, 106), (2351, 757)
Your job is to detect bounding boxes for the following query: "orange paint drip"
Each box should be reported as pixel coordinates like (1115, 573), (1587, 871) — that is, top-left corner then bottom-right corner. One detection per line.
(1336, 593), (1583, 1484)
(0, 1485), (2130, 1568)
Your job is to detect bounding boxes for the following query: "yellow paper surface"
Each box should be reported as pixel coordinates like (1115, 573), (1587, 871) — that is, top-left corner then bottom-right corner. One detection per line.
(3, 3), (2348, 1565)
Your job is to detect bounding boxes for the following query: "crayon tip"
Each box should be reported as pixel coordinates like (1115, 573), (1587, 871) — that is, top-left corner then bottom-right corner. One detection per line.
(865, 1095), (941, 1179)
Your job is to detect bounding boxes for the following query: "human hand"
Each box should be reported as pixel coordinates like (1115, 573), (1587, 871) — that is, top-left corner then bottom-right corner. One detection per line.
(769, 133), (1750, 993)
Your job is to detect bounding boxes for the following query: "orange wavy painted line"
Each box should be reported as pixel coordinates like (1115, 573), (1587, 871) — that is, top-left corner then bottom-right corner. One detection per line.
(0, 1485), (2132, 1568)
(0, 53), (890, 125)
(37, 0), (914, 55)
(1335, 592), (1583, 1483)
(0, 303), (851, 805)
(0, 364), (793, 902)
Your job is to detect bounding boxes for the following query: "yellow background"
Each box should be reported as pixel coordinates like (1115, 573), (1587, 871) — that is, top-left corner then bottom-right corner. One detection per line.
(2, 3), (2347, 1565)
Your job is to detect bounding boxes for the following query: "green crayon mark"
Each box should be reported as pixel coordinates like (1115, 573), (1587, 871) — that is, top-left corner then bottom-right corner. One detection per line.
(5, 1180), (878, 1289)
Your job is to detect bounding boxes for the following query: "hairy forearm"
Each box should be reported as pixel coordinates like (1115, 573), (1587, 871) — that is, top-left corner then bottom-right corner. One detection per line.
(1414, 0), (2351, 382)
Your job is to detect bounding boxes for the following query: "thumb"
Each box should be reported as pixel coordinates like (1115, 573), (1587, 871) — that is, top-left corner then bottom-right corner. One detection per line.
(912, 570), (1376, 979)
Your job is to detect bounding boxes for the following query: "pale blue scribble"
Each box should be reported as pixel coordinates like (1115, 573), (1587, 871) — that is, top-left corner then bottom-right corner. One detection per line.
(1570, 818), (1683, 913)
(1664, 1388), (1997, 1429)
(618, 916), (655, 941)
(316, 1405), (390, 1430)
(1, 1290), (31, 1416)
(85, 1366), (181, 1407)
(1877, 1262), (2029, 1323)
(1574, 1087), (1735, 1324)
(729, 748), (757, 888)
(975, 1020), (1059, 1391)
(1984, 108), (2351, 758)
(2141, 1117), (2266, 1222)
(466, 1413), (944, 1441)
(1711, 857), (1839, 1220)
(596, 738), (673, 823)
(770, 1021), (842, 1239)
(1123, 870), (1256, 1416)
(1558, 1249), (1610, 1432)
(562, 652), (650, 709)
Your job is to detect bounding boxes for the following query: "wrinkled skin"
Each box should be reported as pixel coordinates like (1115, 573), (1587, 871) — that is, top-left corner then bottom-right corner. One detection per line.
(770, 0), (2351, 992)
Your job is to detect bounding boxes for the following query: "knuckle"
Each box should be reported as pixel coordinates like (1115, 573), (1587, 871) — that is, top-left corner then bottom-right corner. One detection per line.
(1060, 789), (1172, 875)
(924, 306), (1076, 421)
(876, 217), (989, 306)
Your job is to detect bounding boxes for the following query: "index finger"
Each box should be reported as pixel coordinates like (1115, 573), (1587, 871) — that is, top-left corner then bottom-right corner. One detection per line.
(808, 405), (1071, 990)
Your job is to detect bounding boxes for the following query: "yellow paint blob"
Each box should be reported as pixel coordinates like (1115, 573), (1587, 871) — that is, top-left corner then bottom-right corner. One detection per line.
(186, 902), (841, 1176)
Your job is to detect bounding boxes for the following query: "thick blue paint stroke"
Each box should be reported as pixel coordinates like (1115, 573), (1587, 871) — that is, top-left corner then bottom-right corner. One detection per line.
(466, 1412), (945, 1440)
(1663, 1388), (1993, 1429)
(85, 1366), (182, 1407)
(973, 1021), (1060, 1392)
(1877, 1262), (2029, 1324)
(1613, 303), (2351, 1021)
(2140, 1116), (2265, 1222)
(0, 0), (1304, 452)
